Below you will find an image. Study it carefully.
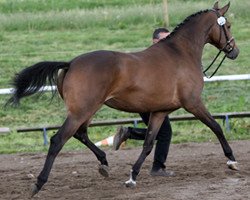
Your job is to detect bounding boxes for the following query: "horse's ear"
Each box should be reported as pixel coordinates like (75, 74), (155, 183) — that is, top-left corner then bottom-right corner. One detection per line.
(219, 2), (230, 15)
(213, 1), (219, 10)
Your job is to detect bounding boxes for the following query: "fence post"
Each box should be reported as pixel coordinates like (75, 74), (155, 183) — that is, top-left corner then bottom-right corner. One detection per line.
(42, 127), (49, 145)
(163, 0), (169, 27)
(133, 120), (138, 128)
(225, 115), (231, 132)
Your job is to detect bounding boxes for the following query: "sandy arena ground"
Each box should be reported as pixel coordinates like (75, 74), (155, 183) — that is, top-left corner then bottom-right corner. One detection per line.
(0, 140), (249, 200)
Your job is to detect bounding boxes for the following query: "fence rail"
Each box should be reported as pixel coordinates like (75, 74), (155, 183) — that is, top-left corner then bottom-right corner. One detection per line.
(1, 74), (250, 95)
(1, 111), (250, 145)
(14, 111), (250, 132)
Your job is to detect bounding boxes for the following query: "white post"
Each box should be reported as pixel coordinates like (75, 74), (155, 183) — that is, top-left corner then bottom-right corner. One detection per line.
(163, 0), (169, 27)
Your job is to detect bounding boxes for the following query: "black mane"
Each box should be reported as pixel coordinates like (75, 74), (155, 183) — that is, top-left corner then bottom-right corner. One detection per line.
(165, 9), (210, 39)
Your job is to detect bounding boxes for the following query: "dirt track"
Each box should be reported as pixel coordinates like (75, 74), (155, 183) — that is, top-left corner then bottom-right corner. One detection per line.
(0, 140), (249, 200)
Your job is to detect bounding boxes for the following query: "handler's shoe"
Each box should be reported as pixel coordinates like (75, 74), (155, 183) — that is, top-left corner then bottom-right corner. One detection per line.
(150, 168), (175, 177)
(113, 126), (130, 150)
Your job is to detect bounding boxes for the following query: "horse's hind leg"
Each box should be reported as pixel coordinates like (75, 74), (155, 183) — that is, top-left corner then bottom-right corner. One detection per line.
(74, 124), (109, 177)
(31, 116), (82, 197)
(184, 100), (238, 170)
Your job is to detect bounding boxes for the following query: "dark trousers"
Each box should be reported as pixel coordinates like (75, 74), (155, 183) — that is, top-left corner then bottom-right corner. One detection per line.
(128, 113), (172, 171)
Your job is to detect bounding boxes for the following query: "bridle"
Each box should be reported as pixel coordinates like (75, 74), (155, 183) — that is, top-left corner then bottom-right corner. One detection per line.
(203, 9), (235, 78)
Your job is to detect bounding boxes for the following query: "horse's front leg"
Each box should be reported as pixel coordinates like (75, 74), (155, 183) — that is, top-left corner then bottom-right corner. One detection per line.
(184, 99), (238, 170)
(125, 112), (166, 187)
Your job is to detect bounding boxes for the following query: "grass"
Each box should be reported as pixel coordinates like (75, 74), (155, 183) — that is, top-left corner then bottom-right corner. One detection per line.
(0, 0), (250, 153)
(0, 0), (162, 13)
(0, 5), (162, 31)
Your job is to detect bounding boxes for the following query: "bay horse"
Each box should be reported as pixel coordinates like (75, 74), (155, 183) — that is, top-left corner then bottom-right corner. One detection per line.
(7, 2), (239, 196)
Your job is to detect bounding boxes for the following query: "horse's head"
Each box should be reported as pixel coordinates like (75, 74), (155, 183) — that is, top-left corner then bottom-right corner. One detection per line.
(208, 2), (239, 60)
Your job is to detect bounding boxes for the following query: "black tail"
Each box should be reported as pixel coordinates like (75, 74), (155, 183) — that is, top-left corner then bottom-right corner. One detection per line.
(6, 61), (70, 106)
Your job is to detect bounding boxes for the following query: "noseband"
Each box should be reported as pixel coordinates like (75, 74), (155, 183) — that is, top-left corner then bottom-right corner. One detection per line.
(203, 9), (235, 78)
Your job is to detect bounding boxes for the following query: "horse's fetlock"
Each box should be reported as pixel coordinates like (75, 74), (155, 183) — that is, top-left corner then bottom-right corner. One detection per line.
(131, 169), (139, 180)
(225, 153), (235, 161)
(37, 177), (47, 189)
(99, 157), (108, 166)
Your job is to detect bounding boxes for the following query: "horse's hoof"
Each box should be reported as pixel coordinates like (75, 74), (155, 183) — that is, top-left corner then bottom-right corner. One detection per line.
(98, 164), (109, 177)
(30, 184), (39, 197)
(125, 178), (136, 188)
(227, 160), (239, 171)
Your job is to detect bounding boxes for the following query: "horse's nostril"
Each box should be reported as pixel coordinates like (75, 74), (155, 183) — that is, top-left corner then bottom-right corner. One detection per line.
(227, 48), (239, 60)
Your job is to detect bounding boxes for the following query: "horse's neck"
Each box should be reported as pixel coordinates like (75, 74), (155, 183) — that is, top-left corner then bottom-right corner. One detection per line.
(168, 13), (213, 62)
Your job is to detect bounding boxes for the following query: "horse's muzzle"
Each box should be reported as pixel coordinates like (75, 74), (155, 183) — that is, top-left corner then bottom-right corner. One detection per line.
(226, 47), (239, 60)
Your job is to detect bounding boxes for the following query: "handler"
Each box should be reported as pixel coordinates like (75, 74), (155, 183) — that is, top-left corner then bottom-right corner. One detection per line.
(113, 28), (175, 177)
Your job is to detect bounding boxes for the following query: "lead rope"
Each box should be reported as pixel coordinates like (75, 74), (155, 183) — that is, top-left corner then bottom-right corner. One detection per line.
(203, 31), (234, 79)
(203, 53), (227, 78)
(203, 37), (234, 78)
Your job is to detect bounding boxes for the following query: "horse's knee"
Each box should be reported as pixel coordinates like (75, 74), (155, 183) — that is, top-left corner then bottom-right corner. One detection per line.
(211, 121), (222, 132)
